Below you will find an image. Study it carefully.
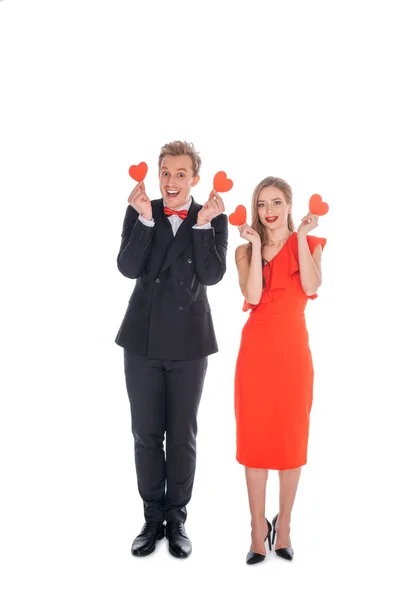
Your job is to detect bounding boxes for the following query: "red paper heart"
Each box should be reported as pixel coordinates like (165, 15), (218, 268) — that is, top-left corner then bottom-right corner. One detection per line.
(213, 171), (233, 193)
(129, 162), (148, 182)
(229, 205), (247, 226)
(309, 193), (329, 216)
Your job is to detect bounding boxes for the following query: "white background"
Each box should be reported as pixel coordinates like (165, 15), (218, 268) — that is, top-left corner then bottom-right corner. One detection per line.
(1, 0), (399, 598)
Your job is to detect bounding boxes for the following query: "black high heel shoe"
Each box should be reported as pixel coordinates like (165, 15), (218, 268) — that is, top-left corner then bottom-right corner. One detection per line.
(271, 514), (294, 560)
(246, 518), (272, 565)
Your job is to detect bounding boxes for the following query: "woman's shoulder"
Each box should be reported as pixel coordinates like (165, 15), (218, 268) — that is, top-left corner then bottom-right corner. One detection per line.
(235, 243), (250, 261)
(305, 234), (327, 252)
(292, 231), (327, 250)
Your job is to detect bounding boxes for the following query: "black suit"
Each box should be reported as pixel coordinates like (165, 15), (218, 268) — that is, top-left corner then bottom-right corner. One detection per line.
(116, 198), (228, 523)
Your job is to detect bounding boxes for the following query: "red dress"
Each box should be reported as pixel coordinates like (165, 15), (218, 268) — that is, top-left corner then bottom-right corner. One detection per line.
(234, 233), (327, 470)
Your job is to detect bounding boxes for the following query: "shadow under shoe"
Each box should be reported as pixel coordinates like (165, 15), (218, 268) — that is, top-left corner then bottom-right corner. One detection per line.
(272, 514), (294, 560)
(246, 518), (272, 565)
(131, 522), (165, 557)
(166, 521), (192, 558)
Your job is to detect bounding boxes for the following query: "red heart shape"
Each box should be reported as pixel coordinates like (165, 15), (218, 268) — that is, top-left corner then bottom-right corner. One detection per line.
(213, 171), (233, 193)
(129, 162), (148, 182)
(309, 193), (329, 216)
(229, 205), (247, 226)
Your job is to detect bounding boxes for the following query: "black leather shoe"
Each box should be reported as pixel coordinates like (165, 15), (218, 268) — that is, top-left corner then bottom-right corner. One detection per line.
(272, 514), (294, 560)
(131, 522), (165, 557)
(246, 518), (272, 565)
(166, 521), (192, 558)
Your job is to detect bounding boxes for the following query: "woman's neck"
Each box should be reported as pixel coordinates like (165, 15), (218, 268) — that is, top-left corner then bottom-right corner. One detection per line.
(264, 225), (291, 244)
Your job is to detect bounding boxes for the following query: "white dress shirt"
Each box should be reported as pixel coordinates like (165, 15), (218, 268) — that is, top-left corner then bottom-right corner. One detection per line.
(138, 198), (211, 237)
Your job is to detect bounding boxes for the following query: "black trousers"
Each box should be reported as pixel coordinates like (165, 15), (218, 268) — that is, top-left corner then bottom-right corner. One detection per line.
(124, 350), (208, 523)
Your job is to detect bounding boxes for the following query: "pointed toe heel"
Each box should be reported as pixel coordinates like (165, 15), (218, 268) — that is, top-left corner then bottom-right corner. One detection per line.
(245, 517), (272, 565)
(272, 514), (294, 561)
(246, 550), (266, 564)
(275, 547), (294, 560)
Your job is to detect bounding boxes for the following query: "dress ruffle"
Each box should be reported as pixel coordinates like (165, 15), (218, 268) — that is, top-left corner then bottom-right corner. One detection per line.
(242, 233), (327, 311)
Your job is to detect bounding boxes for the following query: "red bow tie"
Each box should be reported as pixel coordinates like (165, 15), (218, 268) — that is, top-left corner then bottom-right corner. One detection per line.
(164, 206), (188, 220)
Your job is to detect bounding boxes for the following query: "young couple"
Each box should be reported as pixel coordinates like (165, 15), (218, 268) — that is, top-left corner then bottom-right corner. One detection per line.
(115, 140), (327, 564)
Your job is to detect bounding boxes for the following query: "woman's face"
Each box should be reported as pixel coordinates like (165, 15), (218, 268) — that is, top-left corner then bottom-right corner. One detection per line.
(257, 185), (291, 231)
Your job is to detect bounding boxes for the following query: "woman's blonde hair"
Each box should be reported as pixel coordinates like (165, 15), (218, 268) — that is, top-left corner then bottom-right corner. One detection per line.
(158, 141), (202, 176)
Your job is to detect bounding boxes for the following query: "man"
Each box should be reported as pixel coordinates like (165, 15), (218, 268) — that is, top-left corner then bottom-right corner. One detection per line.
(115, 141), (228, 558)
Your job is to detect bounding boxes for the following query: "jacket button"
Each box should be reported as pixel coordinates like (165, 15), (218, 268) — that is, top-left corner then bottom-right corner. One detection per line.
(180, 281), (184, 286)
(178, 306), (184, 311)
(188, 258), (192, 263)
(155, 278), (160, 283)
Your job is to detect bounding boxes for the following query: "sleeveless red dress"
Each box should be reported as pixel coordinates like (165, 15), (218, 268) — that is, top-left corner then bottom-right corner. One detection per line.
(234, 233), (327, 470)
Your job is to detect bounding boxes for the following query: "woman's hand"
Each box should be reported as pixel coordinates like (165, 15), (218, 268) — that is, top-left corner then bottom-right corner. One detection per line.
(127, 181), (152, 220)
(298, 212), (319, 235)
(238, 223), (261, 246)
(197, 190), (225, 225)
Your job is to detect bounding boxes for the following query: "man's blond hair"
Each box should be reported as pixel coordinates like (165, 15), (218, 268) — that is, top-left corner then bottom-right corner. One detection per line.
(158, 141), (202, 176)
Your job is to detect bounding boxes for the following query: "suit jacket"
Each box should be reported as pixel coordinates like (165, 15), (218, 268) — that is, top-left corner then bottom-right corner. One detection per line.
(115, 198), (228, 360)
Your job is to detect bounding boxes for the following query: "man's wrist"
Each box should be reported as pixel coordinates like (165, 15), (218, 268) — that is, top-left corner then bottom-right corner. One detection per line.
(141, 212), (153, 221)
(197, 218), (210, 226)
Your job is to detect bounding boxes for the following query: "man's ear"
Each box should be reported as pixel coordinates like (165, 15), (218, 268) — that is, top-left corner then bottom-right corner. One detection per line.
(191, 175), (200, 187)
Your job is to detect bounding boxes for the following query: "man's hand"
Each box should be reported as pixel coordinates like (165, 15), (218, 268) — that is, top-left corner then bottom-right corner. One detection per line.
(127, 181), (152, 221)
(197, 190), (225, 225)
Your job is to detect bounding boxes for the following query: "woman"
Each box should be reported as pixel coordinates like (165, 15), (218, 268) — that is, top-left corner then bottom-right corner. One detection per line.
(234, 176), (327, 565)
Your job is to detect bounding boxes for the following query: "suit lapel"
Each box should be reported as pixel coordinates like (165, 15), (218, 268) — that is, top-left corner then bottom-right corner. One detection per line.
(159, 198), (200, 274)
(153, 199), (174, 242)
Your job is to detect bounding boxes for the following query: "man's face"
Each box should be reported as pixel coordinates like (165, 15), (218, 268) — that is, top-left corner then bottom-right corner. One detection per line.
(159, 154), (200, 208)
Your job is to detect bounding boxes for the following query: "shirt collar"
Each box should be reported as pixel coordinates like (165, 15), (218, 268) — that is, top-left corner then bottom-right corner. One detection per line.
(163, 197), (192, 212)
